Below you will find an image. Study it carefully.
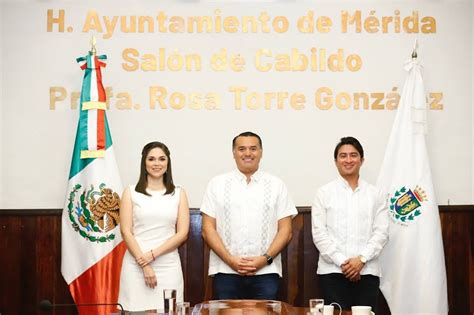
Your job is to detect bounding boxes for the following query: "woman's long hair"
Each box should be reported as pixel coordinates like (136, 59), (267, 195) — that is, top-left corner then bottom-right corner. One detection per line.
(135, 141), (175, 196)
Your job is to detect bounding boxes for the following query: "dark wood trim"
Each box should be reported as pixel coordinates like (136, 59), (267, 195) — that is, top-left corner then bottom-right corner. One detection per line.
(438, 205), (474, 212)
(1, 205), (472, 215)
(0, 209), (63, 215)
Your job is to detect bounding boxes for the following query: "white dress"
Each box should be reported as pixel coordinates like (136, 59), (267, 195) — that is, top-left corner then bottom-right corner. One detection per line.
(118, 186), (184, 312)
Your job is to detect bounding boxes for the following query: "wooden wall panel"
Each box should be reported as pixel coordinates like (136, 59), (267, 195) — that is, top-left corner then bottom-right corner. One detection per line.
(1, 215), (21, 314)
(284, 211), (303, 305)
(180, 211), (205, 306)
(471, 210), (474, 315)
(0, 211), (75, 315)
(302, 207), (320, 304)
(0, 207), (472, 315)
(439, 207), (473, 315)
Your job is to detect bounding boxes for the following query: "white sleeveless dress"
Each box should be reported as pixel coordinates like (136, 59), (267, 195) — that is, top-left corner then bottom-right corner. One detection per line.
(118, 186), (184, 312)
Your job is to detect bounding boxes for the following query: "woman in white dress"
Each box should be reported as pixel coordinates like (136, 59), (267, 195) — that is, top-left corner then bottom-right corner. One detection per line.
(118, 141), (190, 313)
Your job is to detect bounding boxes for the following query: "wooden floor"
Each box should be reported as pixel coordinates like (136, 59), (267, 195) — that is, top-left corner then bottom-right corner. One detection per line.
(0, 206), (472, 315)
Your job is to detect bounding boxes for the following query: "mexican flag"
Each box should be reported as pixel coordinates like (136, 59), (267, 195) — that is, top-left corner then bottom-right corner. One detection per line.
(377, 58), (448, 315)
(61, 51), (126, 315)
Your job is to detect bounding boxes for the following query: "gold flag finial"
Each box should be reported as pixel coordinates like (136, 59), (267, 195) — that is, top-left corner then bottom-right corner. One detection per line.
(411, 38), (418, 59)
(90, 36), (97, 55)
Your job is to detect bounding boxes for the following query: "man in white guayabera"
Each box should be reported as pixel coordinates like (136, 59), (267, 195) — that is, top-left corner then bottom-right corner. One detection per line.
(312, 136), (389, 311)
(201, 131), (297, 300)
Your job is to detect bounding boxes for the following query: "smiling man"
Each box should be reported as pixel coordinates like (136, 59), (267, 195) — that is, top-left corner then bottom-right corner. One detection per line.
(201, 131), (297, 300)
(311, 136), (389, 311)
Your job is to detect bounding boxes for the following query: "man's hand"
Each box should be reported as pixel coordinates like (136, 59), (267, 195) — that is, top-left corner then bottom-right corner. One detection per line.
(226, 256), (258, 275)
(237, 256), (267, 276)
(227, 256), (246, 274)
(341, 256), (365, 281)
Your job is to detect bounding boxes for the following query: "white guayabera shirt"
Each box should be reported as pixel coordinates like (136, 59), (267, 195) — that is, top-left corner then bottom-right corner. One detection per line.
(311, 176), (389, 277)
(201, 169), (298, 277)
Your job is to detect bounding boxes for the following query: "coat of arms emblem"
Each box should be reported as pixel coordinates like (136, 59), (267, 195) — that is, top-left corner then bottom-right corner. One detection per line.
(67, 183), (121, 242)
(389, 185), (426, 224)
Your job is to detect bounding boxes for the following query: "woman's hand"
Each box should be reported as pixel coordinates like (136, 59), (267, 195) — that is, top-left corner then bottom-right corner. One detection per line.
(136, 250), (155, 268)
(142, 265), (157, 288)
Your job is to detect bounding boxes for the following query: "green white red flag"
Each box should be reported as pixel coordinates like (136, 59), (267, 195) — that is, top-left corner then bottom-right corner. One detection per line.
(61, 51), (125, 315)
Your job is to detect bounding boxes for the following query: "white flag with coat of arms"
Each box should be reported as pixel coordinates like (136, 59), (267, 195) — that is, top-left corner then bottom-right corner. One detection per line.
(376, 56), (448, 315)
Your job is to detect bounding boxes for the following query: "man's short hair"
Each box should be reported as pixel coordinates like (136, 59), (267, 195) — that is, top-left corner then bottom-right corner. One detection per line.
(232, 131), (263, 149)
(333, 136), (364, 159)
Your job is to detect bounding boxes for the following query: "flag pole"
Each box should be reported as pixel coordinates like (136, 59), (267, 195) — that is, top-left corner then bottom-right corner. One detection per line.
(90, 35), (97, 56)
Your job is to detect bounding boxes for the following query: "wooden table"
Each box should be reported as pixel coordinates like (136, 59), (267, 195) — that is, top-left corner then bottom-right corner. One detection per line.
(192, 300), (352, 315)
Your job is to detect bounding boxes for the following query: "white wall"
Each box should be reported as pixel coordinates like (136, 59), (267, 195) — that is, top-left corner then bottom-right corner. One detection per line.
(472, 1), (474, 206)
(0, 3), (4, 207)
(0, 0), (473, 208)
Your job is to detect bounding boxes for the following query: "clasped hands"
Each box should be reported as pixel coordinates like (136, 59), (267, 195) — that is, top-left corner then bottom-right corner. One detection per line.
(229, 256), (267, 276)
(136, 250), (155, 268)
(341, 256), (365, 282)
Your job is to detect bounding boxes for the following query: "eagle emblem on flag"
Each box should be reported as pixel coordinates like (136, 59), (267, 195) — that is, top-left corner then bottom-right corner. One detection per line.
(67, 183), (120, 243)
